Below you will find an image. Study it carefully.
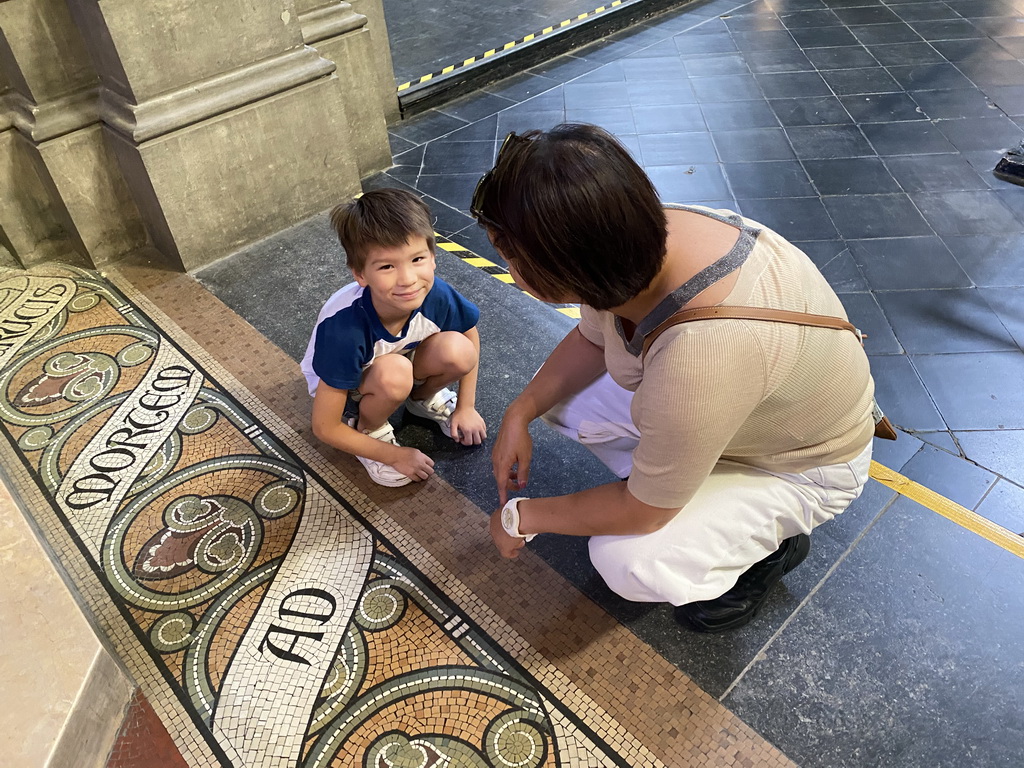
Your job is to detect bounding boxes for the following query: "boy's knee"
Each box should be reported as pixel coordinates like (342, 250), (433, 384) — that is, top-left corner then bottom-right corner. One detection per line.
(421, 331), (477, 372)
(363, 354), (415, 401)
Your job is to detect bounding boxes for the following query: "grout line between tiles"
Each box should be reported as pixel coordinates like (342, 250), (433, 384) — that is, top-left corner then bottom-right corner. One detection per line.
(718, 486), (903, 703)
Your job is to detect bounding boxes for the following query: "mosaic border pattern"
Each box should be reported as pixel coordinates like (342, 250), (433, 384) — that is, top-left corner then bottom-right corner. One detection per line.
(0, 265), (667, 768)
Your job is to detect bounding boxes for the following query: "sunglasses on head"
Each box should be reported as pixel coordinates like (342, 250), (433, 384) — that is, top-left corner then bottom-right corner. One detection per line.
(470, 131), (529, 229)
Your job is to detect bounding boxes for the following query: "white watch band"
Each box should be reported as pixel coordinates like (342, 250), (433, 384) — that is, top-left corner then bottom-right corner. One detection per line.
(501, 497), (536, 542)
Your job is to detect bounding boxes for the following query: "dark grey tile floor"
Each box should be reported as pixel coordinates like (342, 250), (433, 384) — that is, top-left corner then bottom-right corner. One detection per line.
(198, 0), (1024, 764)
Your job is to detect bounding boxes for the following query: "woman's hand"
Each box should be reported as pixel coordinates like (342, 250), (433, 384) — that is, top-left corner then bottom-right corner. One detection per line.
(489, 507), (527, 559)
(490, 326), (607, 505)
(492, 410), (532, 505)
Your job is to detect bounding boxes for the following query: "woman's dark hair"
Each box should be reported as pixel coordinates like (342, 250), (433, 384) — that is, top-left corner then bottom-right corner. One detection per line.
(474, 124), (668, 310)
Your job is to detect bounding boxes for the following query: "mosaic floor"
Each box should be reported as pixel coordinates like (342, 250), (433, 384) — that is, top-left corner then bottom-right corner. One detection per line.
(0, 263), (791, 767)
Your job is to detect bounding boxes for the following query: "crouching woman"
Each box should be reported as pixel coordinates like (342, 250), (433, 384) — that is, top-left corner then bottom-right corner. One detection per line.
(473, 124), (875, 632)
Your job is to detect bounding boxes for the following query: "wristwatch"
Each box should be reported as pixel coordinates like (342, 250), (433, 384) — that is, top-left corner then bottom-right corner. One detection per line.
(501, 497), (536, 542)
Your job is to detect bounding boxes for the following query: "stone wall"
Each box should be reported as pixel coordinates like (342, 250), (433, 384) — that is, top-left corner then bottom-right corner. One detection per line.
(0, 0), (396, 271)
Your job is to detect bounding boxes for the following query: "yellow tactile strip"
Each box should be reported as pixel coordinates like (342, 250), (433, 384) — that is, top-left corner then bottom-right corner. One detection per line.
(0, 257), (793, 768)
(870, 461), (1024, 559)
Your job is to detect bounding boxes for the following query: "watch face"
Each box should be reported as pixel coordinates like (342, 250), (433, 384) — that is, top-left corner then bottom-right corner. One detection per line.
(501, 506), (515, 534)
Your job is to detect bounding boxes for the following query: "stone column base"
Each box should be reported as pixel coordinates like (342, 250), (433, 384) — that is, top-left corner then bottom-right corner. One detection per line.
(0, 130), (78, 268)
(107, 75), (362, 272)
(33, 124), (149, 267)
(311, 29), (391, 177)
(0, 124), (146, 270)
(349, 0), (400, 124)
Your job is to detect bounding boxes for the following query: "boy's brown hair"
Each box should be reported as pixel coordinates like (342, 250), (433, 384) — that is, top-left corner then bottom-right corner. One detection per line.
(330, 188), (436, 271)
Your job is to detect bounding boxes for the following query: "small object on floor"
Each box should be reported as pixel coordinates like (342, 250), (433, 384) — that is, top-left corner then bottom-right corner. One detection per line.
(993, 141), (1024, 187)
(406, 387), (457, 438)
(348, 418), (413, 487)
(676, 534), (811, 633)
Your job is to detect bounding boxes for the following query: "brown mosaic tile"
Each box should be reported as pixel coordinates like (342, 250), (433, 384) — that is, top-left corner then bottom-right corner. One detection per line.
(106, 689), (190, 768)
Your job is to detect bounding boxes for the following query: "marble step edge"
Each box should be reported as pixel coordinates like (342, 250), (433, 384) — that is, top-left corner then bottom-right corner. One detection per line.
(0, 476), (134, 768)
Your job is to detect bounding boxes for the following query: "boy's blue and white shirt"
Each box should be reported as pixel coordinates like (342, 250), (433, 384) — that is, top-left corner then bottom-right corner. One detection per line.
(300, 277), (480, 396)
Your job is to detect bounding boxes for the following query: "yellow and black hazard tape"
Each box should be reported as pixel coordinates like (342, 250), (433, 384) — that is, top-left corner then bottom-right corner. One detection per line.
(397, 0), (626, 92)
(435, 232), (1023, 560)
(434, 233), (580, 319)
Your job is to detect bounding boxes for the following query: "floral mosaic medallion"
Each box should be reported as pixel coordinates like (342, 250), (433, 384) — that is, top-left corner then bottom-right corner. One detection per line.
(0, 266), (652, 768)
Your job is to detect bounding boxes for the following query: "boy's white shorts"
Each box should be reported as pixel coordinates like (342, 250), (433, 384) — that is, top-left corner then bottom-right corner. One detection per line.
(541, 372), (872, 606)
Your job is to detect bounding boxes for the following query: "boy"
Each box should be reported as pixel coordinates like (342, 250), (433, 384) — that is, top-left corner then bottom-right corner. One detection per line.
(301, 188), (486, 487)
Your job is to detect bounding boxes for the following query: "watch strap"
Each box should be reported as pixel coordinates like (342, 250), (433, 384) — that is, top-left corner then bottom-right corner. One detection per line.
(501, 497), (536, 542)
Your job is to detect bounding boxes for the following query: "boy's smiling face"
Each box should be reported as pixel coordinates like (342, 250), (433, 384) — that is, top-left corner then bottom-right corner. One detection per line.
(353, 236), (437, 321)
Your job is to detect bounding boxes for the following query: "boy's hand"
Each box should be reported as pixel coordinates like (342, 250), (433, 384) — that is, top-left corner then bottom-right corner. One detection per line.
(489, 507), (527, 559)
(450, 406), (487, 446)
(390, 446), (435, 482)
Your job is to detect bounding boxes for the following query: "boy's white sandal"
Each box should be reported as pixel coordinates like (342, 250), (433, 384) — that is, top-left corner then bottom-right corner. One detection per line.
(405, 387), (457, 438)
(348, 419), (412, 487)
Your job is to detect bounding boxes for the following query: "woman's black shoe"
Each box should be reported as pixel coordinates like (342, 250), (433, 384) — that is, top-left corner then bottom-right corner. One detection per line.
(993, 142), (1024, 187)
(675, 534), (811, 633)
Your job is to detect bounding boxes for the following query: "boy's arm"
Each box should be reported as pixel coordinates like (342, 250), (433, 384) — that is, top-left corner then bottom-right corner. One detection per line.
(454, 326), (481, 411)
(311, 383), (403, 465)
(450, 326), (486, 445)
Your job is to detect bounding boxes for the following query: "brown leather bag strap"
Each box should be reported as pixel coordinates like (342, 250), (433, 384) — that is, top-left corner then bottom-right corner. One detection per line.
(641, 305), (862, 360)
